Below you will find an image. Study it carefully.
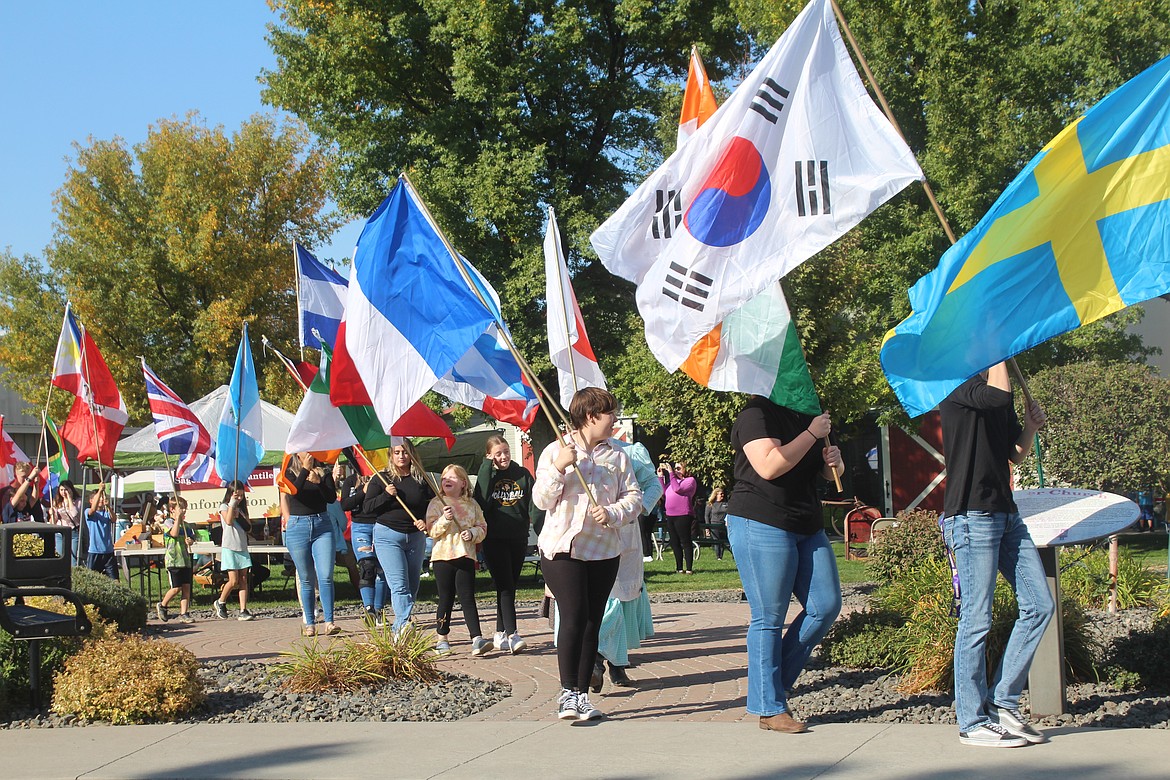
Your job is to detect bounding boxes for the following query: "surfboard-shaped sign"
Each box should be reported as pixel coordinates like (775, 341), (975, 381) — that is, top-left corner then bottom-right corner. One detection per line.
(1015, 488), (1139, 547)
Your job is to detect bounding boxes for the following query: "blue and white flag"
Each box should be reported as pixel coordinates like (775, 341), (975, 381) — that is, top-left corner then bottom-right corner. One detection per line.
(216, 323), (265, 484)
(295, 241), (348, 350)
(142, 359), (215, 482)
(433, 261), (539, 429)
(337, 175), (499, 434)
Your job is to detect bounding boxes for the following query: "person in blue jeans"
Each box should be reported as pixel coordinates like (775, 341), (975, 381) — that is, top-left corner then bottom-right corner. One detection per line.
(341, 468), (388, 624)
(281, 452), (338, 637)
(940, 362), (1054, 748)
(362, 438), (433, 634)
(725, 396), (843, 734)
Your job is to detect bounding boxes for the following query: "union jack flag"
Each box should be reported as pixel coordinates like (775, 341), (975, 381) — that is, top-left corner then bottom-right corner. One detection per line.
(141, 360), (215, 482)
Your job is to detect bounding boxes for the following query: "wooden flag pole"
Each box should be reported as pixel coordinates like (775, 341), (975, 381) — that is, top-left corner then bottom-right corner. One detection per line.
(825, 435), (843, 492)
(399, 173), (602, 510)
(829, 0), (957, 245)
(347, 443), (429, 526)
(831, 0), (1043, 468)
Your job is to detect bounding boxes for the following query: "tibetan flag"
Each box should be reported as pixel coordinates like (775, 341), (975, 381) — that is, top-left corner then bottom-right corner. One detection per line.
(335, 175), (499, 434)
(44, 416), (70, 480)
(288, 342), (455, 453)
(51, 304), (129, 466)
(544, 206), (607, 409)
(0, 415), (32, 487)
(881, 54), (1170, 417)
(591, 0), (922, 371)
(215, 323), (265, 484)
(678, 46), (718, 148)
(142, 360), (216, 482)
(295, 242), (348, 350)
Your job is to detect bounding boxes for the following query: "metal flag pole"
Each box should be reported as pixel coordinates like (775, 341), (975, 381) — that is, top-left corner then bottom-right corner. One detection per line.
(233, 323), (246, 486)
(292, 240), (305, 362)
(78, 320), (106, 485)
(400, 173), (601, 510)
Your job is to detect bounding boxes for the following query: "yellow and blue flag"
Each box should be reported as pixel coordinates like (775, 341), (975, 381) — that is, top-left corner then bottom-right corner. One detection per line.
(882, 55), (1170, 417)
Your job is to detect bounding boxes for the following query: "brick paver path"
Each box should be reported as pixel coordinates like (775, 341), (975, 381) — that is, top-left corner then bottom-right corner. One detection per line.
(158, 599), (795, 722)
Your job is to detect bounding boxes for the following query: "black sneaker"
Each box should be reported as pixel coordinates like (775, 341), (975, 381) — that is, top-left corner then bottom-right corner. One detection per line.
(989, 705), (1049, 744)
(576, 692), (602, 721)
(557, 689), (579, 720)
(213, 601), (228, 620)
(156, 602), (169, 622)
(958, 722), (1028, 748)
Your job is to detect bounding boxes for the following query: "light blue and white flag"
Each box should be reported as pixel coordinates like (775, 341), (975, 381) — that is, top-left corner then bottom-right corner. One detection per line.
(216, 323), (265, 484)
(295, 241), (348, 350)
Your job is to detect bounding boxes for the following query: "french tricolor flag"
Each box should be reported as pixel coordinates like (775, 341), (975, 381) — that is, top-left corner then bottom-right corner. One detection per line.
(331, 176), (501, 435)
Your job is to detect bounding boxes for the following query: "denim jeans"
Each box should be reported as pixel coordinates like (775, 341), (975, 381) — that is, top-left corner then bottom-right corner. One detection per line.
(727, 514), (842, 716)
(943, 511), (1055, 732)
(284, 513), (336, 625)
(373, 524), (425, 632)
(350, 520), (387, 611)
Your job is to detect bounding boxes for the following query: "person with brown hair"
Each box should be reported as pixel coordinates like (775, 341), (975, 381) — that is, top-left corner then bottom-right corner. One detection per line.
(473, 433), (539, 653)
(534, 387), (641, 721)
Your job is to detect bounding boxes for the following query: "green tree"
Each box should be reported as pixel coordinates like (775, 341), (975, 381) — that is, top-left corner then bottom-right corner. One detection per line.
(1022, 361), (1170, 495)
(0, 113), (339, 421)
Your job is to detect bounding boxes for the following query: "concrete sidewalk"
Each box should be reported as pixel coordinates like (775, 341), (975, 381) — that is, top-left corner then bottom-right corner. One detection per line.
(8, 600), (1163, 778)
(3, 721), (1163, 779)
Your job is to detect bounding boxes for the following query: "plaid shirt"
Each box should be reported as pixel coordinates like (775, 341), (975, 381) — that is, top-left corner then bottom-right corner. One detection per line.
(535, 436), (642, 561)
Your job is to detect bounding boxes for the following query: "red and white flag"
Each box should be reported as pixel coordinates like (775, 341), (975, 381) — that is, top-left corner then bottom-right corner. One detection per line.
(544, 206), (607, 409)
(0, 415), (33, 486)
(678, 46), (719, 147)
(51, 304), (128, 467)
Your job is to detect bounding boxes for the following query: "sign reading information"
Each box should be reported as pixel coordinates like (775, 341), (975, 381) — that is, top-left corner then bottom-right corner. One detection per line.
(1015, 488), (1138, 547)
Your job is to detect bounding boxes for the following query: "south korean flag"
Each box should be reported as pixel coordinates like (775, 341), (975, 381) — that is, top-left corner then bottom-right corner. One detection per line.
(591, 0), (923, 371)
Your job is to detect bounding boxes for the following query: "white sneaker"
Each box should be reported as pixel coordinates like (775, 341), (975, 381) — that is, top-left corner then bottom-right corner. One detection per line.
(493, 631), (506, 651)
(508, 633), (527, 654)
(989, 705), (1049, 744)
(471, 636), (491, 656)
(958, 722), (1028, 748)
(435, 639), (451, 654)
(576, 692), (602, 721)
(557, 689), (578, 720)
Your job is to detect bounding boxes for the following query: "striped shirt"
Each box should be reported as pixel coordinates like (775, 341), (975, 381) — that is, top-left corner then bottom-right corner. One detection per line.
(535, 436), (642, 561)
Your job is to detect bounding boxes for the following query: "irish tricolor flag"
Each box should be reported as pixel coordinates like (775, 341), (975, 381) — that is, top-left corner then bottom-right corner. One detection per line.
(679, 282), (820, 415)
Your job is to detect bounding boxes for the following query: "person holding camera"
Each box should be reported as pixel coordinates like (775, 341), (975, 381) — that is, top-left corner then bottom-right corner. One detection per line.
(658, 460), (697, 574)
(3, 462), (44, 524)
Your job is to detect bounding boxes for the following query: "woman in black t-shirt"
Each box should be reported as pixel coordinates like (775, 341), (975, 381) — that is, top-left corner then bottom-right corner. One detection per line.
(362, 438), (433, 634)
(726, 396), (844, 734)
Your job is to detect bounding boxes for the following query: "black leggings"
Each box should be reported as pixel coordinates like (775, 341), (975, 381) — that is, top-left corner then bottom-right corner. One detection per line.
(432, 558), (481, 639)
(639, 514), (656, 557)
(667, 514), (694, 571)
(541, 553), (620, 691)
(482, 537), (527, 634)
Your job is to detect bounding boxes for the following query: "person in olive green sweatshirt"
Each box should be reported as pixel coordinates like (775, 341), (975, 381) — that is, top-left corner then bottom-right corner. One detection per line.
(473, 434), (542, 654)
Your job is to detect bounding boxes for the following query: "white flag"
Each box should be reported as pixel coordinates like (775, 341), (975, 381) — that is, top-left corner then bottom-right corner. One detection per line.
(591, 0), (922, 370)
(544, 207), (607, 408)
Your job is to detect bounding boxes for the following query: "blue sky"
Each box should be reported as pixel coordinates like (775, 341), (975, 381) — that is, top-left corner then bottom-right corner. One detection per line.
(0, 2), (363, 269)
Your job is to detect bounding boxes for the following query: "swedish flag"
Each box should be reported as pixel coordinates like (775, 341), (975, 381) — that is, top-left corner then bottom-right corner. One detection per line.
(881, 55), (1170, 417)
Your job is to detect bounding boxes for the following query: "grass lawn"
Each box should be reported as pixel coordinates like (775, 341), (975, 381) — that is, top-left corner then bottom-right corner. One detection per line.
(189, 539), (876, 611)
(1120, 532), (1170, 574)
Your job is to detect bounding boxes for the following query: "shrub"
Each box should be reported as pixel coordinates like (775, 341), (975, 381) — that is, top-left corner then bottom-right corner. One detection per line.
(1104, 615), (1170, 693)
(1059, 544), (1166, 610)
(820, 609), (905, 668)
(0, 599), (109, 717)
(867, 508), (946, 583)
(841, 556), (1100, 694)
(70, 566), (147, 633)
(52, 635), (205, 724)
(270, 622), (442, 693)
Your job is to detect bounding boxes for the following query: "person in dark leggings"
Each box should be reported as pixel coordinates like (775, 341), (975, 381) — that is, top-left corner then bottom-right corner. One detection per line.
(534, 388), (642, 721)
(659, 460), (698, 574)
(474, 434), (540, 654)
(426, 464), (488, 654)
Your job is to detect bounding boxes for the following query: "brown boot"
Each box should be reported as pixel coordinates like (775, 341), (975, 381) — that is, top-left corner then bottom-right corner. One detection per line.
(759, 712), (807, 733)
